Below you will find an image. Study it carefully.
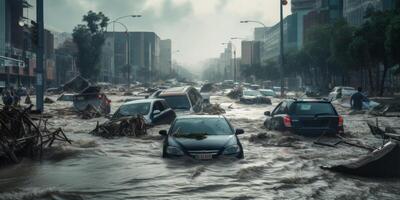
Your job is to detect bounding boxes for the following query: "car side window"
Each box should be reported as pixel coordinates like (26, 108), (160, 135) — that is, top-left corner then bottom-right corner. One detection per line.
(272, 102), (282, 115)
(276, 102), (287, 114)
(161, 100), (170, 109)
(188, 90), (197, 105)
(153, 101), (165, 112)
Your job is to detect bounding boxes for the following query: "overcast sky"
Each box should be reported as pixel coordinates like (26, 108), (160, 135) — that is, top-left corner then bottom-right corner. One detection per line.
(27, 0), (291, 71)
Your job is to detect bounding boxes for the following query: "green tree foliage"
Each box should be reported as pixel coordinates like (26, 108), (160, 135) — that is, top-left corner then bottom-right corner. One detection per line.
(386, 14), (400, 74)
(72, 11), (109, 81)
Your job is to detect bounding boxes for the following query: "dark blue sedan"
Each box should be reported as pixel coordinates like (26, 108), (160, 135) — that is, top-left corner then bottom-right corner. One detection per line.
(264, 99), (344, 136)
(159, 115), (245, 159)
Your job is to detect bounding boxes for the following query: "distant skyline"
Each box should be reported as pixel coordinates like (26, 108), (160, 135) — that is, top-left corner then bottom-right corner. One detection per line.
(25, 0), (291, 71)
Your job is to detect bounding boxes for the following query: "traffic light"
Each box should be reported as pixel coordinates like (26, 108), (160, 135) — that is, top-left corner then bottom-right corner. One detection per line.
(282, 0), (288, 5)
(30, 20), (38, 48)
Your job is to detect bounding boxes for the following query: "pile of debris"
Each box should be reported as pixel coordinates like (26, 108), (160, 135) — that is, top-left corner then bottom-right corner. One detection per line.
(200, 103), (226, 115)
(89, 116), (147, 138)
(0, 106), (71, 164)
(227, 87), (243, 99)
(369, 103), (400, 117)
(79, 104), (102, 119)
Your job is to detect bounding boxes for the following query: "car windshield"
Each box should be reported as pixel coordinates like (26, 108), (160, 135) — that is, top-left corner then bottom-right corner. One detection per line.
(115, 102), (151, 117)
(243, 90), (261, 96)
(171, 118), (232, 136)
(160, 95), (190, 110)
(291, 102), (336, 115)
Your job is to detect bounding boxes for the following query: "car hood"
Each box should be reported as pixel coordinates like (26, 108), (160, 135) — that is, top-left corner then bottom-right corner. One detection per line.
(170, 135), (236, 151)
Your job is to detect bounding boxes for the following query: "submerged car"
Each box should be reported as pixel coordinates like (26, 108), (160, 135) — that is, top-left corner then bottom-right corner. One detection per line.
(157, 86), (203, 112)
(258, 89), (276, 97)
(264, 99), (344, 136)
(328, 86), (357, 101)
(57, 93), (75, 101)
(240, 89), (272, 104)
(159, 115), (245, 159)
(112, 99), (176, 125)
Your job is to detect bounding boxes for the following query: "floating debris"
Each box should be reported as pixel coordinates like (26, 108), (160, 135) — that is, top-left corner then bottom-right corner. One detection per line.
(0, 106), (71, 164)
(89, 116), (147, 138)
(44, 97), (55, 104)
(200, 103), (226, 115)
(321, 141), (400, 178)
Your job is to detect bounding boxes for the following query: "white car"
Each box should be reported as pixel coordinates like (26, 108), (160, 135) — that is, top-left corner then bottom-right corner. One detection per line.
(328, 86), (357, 101)
(258, 89), (276, 97)
(112, 99), (176, 125)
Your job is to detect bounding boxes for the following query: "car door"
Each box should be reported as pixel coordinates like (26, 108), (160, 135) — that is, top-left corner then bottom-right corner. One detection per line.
(271, 101), (288, 130)
(160, 100), (176, 124)
(151, 100), (166, 125)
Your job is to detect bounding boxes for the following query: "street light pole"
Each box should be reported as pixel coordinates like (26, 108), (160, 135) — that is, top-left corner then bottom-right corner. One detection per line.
(36, 0), (44, 112)
(280, 0), (285, 98)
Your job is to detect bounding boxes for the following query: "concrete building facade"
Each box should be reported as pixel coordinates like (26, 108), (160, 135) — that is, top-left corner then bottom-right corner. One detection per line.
(159, 39), (172, 78)
(343, 0), (396, 27)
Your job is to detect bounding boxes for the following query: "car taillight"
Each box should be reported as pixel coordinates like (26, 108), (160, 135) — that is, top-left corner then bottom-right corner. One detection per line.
(338, 115), (344, 127)
(283, 116), (292, 128)
(107, 99), (111, 104)
(98, 95), (102, 99)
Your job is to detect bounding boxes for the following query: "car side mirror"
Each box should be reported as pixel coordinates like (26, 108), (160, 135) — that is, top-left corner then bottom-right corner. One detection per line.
(264, 111), (271, 116)
(153, 110), (161, 115)
(159, 130), (167, 136)
(235, 128), (244, 135)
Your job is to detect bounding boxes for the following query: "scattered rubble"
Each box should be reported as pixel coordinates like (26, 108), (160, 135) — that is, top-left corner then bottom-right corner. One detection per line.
(369, 101), (400, 117)
(321, 141), (400, 178)
(227, 87), (243, 99)
(44, 97), (55, 104)
(79, 104), (102, 119)
(0, 106), (71, 164)
(89, 116), (147, 138)
(200, 103), (226, 115)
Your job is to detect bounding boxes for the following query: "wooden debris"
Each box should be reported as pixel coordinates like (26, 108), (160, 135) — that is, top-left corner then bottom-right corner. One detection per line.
(200, 103), (226, 115)
(89, 115), (147, 138)
(227, 87), (243, 99)
(79, 104), (102, 119)
(44, 97), (55, 104)
(0, 105), (71, 164)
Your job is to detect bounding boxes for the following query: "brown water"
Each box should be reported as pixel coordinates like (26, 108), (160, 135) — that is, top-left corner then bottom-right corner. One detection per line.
(0, 95), (399, 200)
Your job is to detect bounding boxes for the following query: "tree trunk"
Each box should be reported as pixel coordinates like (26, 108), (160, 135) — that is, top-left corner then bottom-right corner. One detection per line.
(379, 65), (389, 97)
(375, 65), (380, 95)
(368, 68), (374, 94)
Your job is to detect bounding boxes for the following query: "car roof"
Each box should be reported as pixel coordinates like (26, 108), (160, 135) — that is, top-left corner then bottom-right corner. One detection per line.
(289, 98), (331, 103)
(176, 115), (225, 120)
(259, 89), (274, 91)
(158, 86), (192, 96)
(122, 98), (163, 105)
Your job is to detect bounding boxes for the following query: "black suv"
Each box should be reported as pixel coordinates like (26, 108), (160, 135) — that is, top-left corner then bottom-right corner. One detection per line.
(264, 99), (344, 136)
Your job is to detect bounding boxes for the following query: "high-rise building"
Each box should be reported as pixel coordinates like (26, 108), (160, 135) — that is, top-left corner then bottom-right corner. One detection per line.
(104, 31), (161, 84)
(292, 0), (317, 13)
(254, 27), (270, 41)
(343, 0), (396, 27)
(262, 14), (299, 62)
(241, 40), (261, 66)
(160, 39), (172, 78)
(0, 0), (5, 56)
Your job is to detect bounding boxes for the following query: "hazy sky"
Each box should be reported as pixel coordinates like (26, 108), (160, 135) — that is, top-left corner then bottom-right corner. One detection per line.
(27, 0), (291, 70)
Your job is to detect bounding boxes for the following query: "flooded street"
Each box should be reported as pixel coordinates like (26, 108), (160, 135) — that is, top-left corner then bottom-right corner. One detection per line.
(0, 94), (399, 200)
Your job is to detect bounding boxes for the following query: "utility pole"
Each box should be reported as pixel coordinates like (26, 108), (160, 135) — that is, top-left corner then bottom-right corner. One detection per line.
(279, 0), (285, 98)
(36, 0), (44, 112)
(233, 49), (236, 82)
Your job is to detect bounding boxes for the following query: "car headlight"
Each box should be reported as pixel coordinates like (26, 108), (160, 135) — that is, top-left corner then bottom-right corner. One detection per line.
(166, 146), (184, 156)
(223, 145), (240, 155)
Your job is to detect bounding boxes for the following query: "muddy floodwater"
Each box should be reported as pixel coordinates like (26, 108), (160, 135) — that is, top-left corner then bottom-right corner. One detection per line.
(0, 94), (400, 200)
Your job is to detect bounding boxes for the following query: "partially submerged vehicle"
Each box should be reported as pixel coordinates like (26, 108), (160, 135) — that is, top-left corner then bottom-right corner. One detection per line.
(73, 87), (111, 115)
(328, 86), (357, 101)
(57, 93), (75, 101)
(112, 99), (176, 125)
(159, 115), (245, 159)
(240, 89), (271, 104)
(264, 99), (344, 136)
(258, 89), (276, 97)
(157, 86), (203, 112)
